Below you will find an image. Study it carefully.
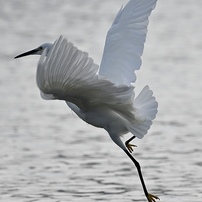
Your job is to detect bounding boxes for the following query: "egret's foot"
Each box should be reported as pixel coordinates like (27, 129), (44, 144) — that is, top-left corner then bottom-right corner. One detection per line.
(125, 142), (137, 153)
(147, 193), (160, 202)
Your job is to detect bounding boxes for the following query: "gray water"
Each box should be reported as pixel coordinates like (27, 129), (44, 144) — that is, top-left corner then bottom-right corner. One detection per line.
(1, 0), (202, 201)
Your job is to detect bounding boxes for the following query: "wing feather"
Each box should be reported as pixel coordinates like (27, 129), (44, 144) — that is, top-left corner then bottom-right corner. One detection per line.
(37, 36), (135, 117)
(99, 0), (157, 85)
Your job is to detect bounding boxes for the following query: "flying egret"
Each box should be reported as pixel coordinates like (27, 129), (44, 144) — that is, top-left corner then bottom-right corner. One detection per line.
(15, 0), (159, 201)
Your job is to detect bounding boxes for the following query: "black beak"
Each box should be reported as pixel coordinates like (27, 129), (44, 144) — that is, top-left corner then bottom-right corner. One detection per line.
(14, 48), (38, 59)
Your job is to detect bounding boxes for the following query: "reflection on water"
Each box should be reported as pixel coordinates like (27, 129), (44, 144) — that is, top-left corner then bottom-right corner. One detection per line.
(1, 0), (202, 201)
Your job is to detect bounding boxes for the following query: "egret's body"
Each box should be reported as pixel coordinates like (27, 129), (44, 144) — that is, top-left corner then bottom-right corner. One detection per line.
(15, 0), (159, 201)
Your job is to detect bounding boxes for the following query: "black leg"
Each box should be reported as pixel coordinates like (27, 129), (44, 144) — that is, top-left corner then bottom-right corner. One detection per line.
(123, 149), (159, 202)
(125, 136), (136, 153)
(125, 135), (136, 145)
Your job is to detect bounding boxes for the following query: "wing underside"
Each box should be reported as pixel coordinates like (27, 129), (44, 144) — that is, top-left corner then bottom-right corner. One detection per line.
(99, 0), (157, 85)
(37, 36), (135, 119)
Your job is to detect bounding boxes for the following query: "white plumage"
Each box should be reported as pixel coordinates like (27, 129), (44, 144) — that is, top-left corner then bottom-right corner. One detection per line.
(15, 1), (159, 201)
(37, 36), (157, 140)
(99, 0), (157, 85)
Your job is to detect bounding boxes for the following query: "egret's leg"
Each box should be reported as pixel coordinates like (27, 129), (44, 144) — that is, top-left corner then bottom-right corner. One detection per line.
(125, 136), (136, 153)
(124, 149), (159, 202)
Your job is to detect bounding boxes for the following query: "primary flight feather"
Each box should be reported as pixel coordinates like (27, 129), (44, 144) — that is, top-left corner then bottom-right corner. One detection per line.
(15, 0), (159, 202)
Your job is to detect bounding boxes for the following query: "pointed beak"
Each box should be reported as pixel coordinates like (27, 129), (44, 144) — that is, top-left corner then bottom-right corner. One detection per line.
(14, 47), (39, 59)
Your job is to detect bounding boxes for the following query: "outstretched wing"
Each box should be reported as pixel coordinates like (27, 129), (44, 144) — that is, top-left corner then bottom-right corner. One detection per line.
(37, 36), (134, 112)
(99, 0), (157, 86)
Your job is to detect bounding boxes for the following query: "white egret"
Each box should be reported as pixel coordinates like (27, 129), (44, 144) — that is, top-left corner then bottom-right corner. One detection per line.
(15, 0), (159, 201)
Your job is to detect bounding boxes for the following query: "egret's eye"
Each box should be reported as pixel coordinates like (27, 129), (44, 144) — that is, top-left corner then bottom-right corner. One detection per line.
(38, 46), (43, 51)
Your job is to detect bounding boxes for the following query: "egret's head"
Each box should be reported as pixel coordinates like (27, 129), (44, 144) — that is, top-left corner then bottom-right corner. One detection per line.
(14, 43), (52, 59)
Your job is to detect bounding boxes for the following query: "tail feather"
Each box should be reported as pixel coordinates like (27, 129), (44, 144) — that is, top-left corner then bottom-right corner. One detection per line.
(127, 85), (158, 139)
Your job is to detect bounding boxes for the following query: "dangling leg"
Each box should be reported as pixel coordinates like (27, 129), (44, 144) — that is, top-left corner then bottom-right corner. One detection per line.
(125, 136), (136, 153)
(124, 149), (159, 202)
(108, 134), (159, 202)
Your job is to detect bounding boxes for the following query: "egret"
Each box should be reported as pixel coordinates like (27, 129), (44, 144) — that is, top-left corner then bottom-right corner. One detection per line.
(15, 0), (159, 201)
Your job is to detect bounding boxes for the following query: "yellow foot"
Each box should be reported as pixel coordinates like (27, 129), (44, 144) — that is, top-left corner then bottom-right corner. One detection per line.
(125, 142), (137, 153)
(147, 193), (160, 202)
